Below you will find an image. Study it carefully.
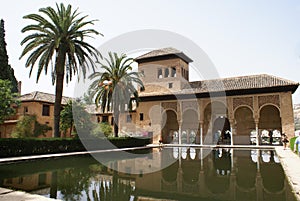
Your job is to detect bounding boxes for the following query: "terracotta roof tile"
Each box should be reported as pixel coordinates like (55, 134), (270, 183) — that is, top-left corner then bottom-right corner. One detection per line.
(135, 47), (193, 63)
(20, 91), (72, 104)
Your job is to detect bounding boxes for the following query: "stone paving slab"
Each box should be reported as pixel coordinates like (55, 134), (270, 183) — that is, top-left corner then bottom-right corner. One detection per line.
(275, 146), (300, 201)
(0, 187), (61, 201)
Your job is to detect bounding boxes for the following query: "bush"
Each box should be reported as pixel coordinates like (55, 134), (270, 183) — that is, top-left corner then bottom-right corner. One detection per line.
(290, 136), (297, 151)
(0, 137), (151, 158)
(11, 115), (51, 138)
(92, 122), (113, 138)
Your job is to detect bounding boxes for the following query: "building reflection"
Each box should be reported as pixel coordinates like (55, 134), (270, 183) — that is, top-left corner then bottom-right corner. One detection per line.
(0, 148), (296, 201)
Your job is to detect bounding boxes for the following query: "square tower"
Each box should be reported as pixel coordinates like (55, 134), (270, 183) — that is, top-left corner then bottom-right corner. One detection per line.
(135, 47), (193, 92)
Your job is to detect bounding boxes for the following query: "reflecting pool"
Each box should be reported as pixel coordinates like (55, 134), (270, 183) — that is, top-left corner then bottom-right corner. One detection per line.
(0, 148), (296, 201)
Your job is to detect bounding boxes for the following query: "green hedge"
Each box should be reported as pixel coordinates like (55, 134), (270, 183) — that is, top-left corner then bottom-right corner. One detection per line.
(290, 136), (297, 152)
(0, 137), (151, 158)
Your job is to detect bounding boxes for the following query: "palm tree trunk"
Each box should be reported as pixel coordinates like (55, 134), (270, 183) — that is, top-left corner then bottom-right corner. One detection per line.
(54, 72), (64, 137)
(113, 108), (119, 137)
(53, 49), (66, 138)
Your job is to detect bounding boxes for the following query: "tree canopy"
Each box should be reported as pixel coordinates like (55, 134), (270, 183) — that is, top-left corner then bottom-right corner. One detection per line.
(89, 52), (144, 137)
(20, 3), (102, 137)
(0, 19), (18, 93)
(0, 79), (20, 124)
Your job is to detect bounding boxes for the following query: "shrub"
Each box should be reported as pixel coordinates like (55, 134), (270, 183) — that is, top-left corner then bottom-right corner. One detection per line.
(11, 115), (51, 138)
(92, 122), (113, 138)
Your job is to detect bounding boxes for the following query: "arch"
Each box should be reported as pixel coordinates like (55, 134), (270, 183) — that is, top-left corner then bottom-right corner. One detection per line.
(212, 117), (231, 144)
(234, 106), (255, 145)
(203, 101), (228, 144)
(182, 109), (199, 144)
(161, 110), (179, 143)
(259, 105), (282, 145)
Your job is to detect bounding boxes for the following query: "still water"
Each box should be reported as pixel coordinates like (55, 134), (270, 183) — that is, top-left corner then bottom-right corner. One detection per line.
(0, 148), (296, 201)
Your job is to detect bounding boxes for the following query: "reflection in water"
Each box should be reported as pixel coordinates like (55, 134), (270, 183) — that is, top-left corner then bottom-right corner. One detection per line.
(0, 148), (296, 201)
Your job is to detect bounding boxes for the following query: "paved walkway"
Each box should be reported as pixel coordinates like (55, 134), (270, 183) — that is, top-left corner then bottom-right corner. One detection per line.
(275, 146), (300, 201)
(0, 187), (61, 201)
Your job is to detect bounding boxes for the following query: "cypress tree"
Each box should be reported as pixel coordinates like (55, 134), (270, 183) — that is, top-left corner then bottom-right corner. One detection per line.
(0, 19), (18, 93)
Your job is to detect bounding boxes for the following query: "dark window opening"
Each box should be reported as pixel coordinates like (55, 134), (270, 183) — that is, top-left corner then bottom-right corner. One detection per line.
(111, 117), (114, 125)
(165, 68), (169, 78)
(42, 105), (50, 116)
(168, 83), (173, 88)
(102, 116), (108, 123)
(158, 69), (162, 78)
(24, 106), (28, 113)
(171, 67), (176, 77)
(140, 113), (144, 121)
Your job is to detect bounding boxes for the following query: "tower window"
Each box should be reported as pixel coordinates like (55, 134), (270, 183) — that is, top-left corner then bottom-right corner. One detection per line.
(168, 83), (173, 88)
(158, 69), (162, 78)
(171, 67), (176, 77)
(165, 68), (169, 78)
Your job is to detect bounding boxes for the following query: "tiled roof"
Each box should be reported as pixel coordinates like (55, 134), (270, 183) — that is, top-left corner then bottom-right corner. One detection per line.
(139, 74), (299, 97)
(20, 91), (72, 104)
(186, 74), (299, 92)
(135, 47), (193, 63)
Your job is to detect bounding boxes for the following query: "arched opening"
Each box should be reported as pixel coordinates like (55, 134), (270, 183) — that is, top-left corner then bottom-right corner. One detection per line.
(212, 117), (231, 144)
(161, 110), (179, 143)
(259, 105), (282, 145)
(234, 106), (255, 145)
(203, 102), (228, 144)
(182, 109), (199, 144)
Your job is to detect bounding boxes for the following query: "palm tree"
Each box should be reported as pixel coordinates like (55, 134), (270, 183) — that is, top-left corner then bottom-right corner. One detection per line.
(20, 3), (102, 137)
(89, 52), (144, 137)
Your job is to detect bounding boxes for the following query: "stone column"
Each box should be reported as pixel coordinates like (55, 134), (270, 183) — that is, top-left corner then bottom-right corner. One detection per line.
(178, 120), (182, 145)
(229, 119), (234, 146)
(200, 121), (203, 146)
(255, 120), (259, 146)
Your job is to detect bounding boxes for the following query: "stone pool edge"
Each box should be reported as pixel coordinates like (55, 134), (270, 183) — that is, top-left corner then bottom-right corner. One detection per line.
(275, 146), (300, 201)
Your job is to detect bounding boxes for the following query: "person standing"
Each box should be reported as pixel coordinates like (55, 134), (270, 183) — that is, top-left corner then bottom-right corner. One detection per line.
(294, 135), (300, 156)
(281, 133), (289, 149)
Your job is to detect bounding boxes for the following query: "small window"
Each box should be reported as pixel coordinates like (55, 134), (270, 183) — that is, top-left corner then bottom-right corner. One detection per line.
(168, 83), (173, 89)
(165, 68), (169, 78)
(158, 69), (162, 78)
(42, 105), (50, 116)
(171, 67), (176, 77)
(24, 106), (28, 113)
(111, 117), (114, 125)
(102, 116), (108, 123)
(140, 113), (144, 121)
(126, 114), (132, 123)
(45, 122), (49, 124)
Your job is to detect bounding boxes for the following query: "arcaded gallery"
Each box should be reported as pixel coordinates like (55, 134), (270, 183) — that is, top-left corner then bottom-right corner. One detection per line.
(98, 47), (299, 146)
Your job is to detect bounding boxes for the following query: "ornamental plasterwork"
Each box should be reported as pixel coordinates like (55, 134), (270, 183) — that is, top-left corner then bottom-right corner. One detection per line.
(258, 95), (280, 108)
(182, 100), (199, 112)
(161, 102), (177, 111)
(233, 97), (253, 111)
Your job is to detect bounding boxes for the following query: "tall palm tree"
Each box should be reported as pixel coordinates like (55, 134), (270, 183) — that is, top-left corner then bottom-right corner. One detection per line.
(89, 52), (144, 137)
(20, 3), (102, 137)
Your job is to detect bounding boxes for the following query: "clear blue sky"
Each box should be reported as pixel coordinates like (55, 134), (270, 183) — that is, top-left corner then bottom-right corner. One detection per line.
(1, 0), (300, 103)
